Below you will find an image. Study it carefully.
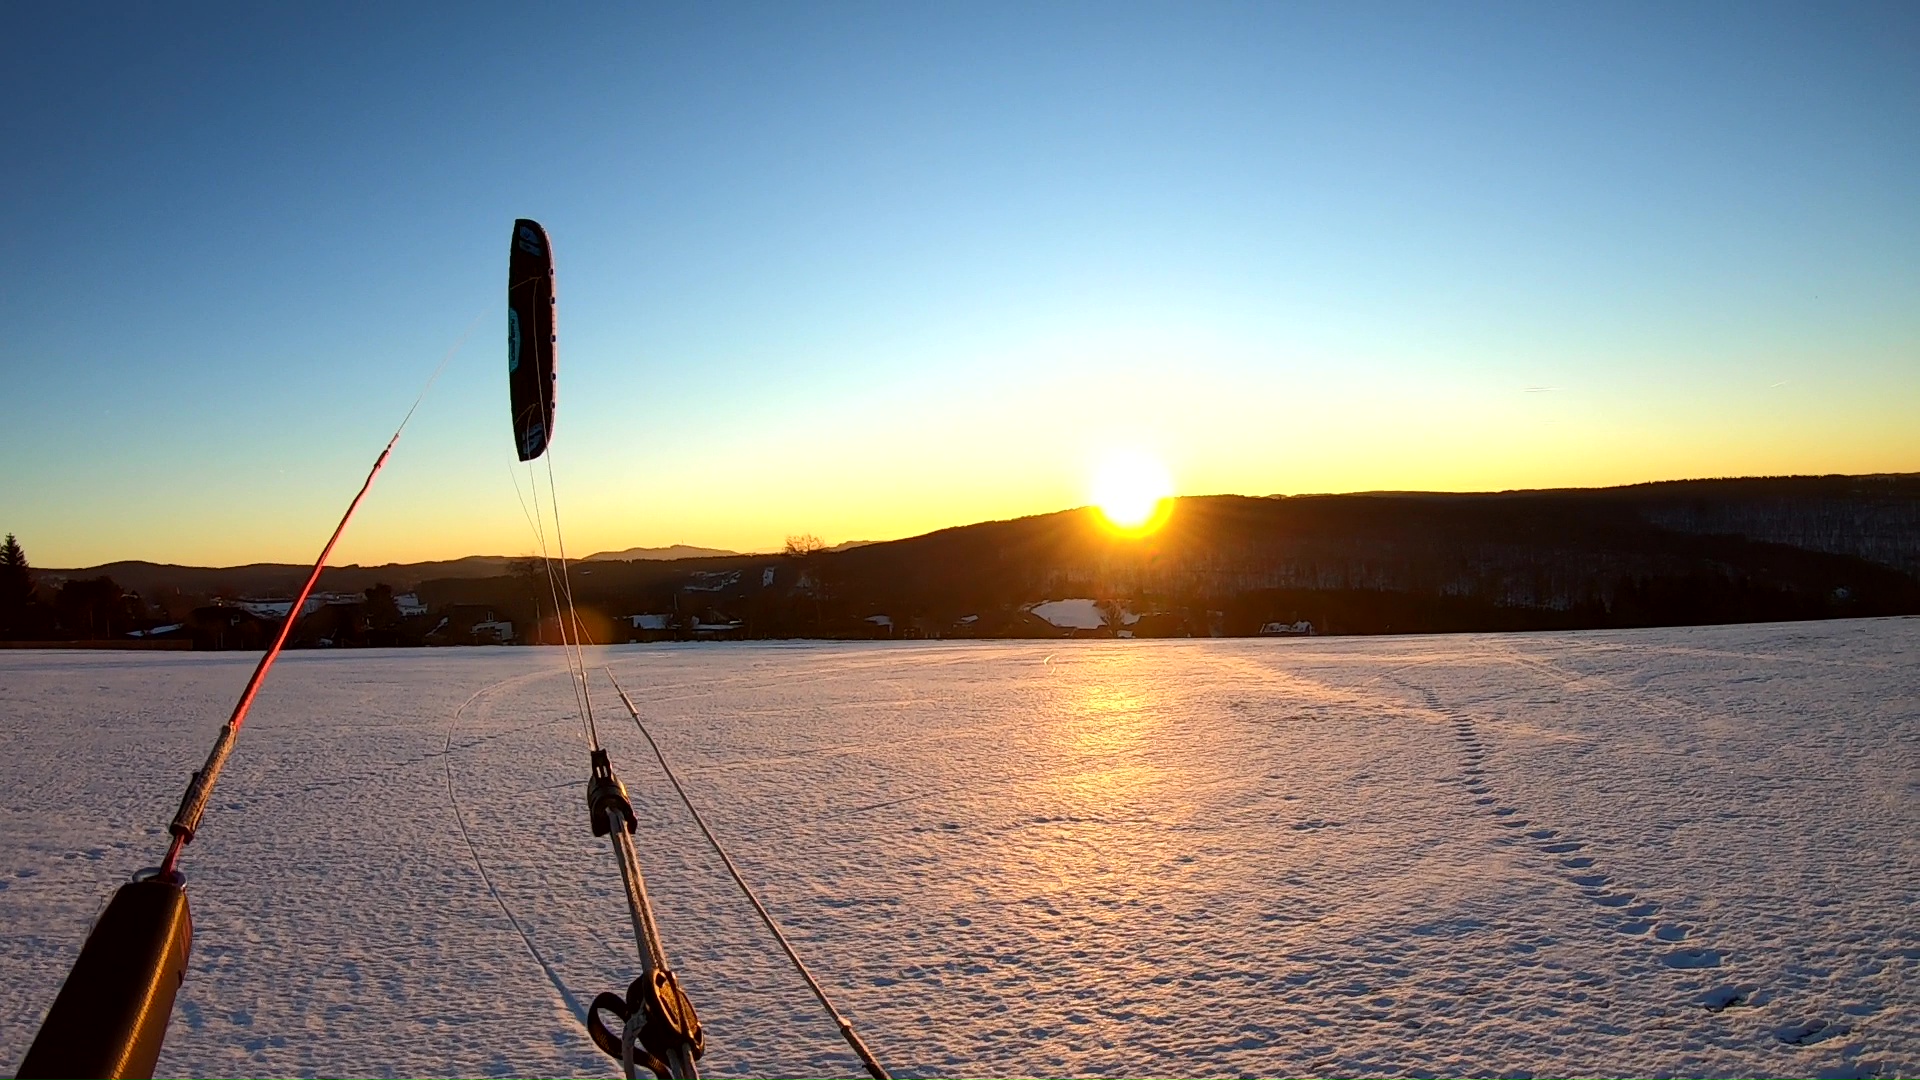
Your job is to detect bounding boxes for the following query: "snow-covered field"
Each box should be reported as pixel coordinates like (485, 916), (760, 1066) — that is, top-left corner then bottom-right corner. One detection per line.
(2, 619), (1915, 1078)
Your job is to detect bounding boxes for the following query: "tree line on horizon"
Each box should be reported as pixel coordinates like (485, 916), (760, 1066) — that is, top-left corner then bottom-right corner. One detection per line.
(7, 475), (1919, 649)
(0, 533), (430, 648)
(2, 533), (151, 642)
(400, 478), (1920, 643)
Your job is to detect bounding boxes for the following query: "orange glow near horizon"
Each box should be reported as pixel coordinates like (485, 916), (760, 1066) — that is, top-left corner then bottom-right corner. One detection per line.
(1090, 450), (1176, 537)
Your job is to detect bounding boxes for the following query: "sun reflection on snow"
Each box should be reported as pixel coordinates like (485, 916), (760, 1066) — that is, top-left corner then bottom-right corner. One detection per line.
(1042, 662), (1165, 816)
(1067, 684), (1146, 750)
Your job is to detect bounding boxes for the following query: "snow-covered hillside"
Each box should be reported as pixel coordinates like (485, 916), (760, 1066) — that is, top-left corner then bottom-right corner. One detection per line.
(1, 620), (1914, 1077)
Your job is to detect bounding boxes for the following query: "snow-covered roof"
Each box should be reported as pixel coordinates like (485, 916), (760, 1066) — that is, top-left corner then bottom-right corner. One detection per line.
(227, 592), (364, 619)
(1029, 599), (1105, 629)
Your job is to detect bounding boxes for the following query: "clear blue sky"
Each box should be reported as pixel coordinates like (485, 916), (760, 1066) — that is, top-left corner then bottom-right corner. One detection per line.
(3, 2), (1915, 567)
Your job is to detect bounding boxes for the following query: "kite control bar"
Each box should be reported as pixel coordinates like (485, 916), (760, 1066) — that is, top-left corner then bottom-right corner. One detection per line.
(586, 749), (704, 1079)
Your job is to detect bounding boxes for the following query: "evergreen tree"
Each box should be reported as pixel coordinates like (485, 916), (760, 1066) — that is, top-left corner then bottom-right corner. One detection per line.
(0, 534), (36, 638)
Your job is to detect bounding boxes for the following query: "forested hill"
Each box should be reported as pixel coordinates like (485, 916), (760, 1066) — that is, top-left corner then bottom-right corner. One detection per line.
(415, 473), (1920, 639)
(1605, 475), (1920, 578)
(801, 473), (1920, 636)
(23, 473), (1920, 642)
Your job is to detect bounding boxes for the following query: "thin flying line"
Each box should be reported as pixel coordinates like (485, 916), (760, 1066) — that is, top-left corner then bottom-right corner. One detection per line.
(523, 460), (595, 749)
(603, 668), (892, 1080)
(398, 308), (486, 432)
(444, 680), (589, 1023)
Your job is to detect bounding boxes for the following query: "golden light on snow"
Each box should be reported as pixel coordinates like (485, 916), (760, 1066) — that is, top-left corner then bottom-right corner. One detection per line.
(1090, 449), (1175, 536)
(1046, 665), (1165, 817)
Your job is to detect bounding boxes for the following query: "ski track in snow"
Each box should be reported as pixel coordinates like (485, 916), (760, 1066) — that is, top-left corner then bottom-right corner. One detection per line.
(0, 619), (1915, 1078)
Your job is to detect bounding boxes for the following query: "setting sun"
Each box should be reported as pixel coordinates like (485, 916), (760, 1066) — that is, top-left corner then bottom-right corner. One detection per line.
(1090, 450), (1175, 535)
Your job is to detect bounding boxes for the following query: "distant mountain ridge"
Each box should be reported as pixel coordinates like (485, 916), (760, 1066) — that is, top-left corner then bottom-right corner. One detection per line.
(40, 547), (750, 592)
(584, 544), (743, 562)
(34, 556), (523, 596)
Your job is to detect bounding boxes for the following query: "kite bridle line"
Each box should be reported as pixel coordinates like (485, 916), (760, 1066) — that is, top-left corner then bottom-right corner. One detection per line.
(510, 458), (705, 1079)
(509, 220), (886, 1079)
(507, 220), (703, 1079)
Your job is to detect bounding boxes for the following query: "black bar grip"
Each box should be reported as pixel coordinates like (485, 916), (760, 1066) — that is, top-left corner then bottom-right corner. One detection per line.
(18, 877), (193, 1079)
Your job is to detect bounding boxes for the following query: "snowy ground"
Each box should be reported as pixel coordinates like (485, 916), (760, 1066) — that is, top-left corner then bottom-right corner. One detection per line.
(2, 619), (1915, 1078)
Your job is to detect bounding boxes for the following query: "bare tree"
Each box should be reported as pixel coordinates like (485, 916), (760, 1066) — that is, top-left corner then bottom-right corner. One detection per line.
(783, 534), (826, 558)
(783, 534), (831, 631)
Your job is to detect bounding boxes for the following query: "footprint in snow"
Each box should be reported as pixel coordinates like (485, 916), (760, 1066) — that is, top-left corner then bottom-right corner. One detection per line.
(1427, 688), (1684, 953)
(1418, 686), (1734, 994)
(1698, 984), (1749, 1011)
(1663, 947), (1723, 969)
(1774, 1018), (1849, 1046)
(1812, 1060), (1889, 1076)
